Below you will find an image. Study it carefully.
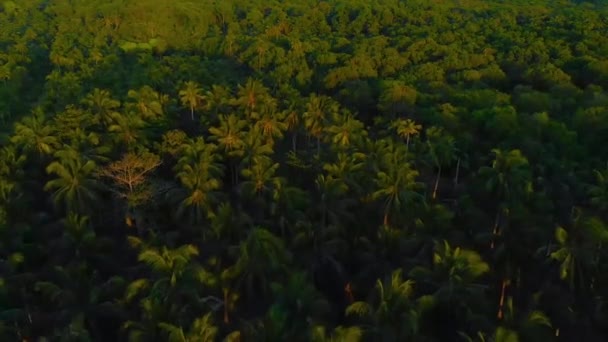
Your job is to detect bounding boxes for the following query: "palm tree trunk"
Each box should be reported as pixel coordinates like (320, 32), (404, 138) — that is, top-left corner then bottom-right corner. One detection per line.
(406, 135), (410, 152)
(497, 278), (508, 319)
(454, 157), (460, 186)
(490, 211), (500, 249)
(292, 133), (297, 152)
(345, 282), (354, 303)
(223, 289), (230, 324)
(190, 107), (194, 121)
(383, 211), (389, 226)
(433, 165), (441, 200)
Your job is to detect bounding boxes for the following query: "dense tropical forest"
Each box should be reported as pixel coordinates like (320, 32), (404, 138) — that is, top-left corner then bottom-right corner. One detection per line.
(1, 0), (608, 340)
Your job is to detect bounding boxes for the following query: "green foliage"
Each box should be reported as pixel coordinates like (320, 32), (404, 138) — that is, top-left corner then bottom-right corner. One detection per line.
(2, 0), (608, 341)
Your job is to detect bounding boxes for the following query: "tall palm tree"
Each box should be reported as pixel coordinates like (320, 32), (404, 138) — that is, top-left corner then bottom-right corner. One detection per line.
(324, 111), (367, 150)
(425, 126), (457, 200)
(81, 88), (120, 126)
(311, 325), (363, 342)
(303, 94), (339, 155)
(546, 212), (608, 291)
(108, 112), (146, 150)
(11, 108), (58, 156)
(173, 138), (224, 223)
(205, 84), (231, 117)
(225, 228), (291, 306)
(124, 244), (213, 340)
(390, 118), (421, 151)
(208, 114), (247, 158)
(478, 149), (532, 248)
(371, 143), (423, 226)
(346, 269), (418, 341)
(179, 81), (205, 121)
(44, 148), (100, 214)
(234, 78), (270, 119)
(255, 110), (287, 147)
(240, 157), (281, 199)
(127, 86), (166, 121)
(589, 166), (608, 215)
(158, 313), (218, 342)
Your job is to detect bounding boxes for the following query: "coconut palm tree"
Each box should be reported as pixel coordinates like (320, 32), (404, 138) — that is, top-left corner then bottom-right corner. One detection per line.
(225, 228), (291, 306)
(44, 148), (100, 214)
(589, 166), (608, 215)
(371, 142), (423, 226)
(124, 244), (213, 339)
(346, 269), (418, 341)
(179, 81), (205, 121)
(425, 126), (457, 200)
(255, 110), (287, 147)
(81, 88), (121, 126)
(127, 85), (166, 121)
(208, 114), (247, 159)
(158, 313), (218, 342)
(478, 149), (532, 248)
(311, 325), (363, 342)
(234, 78), (270, 119)
(303, 94), (339, 155)
(108, 112), (146, 150)
(390, 118), (421, 151)
(324, 111), (367, 150)
(11, 108), (59, 156)
(173, 138), (224, 223)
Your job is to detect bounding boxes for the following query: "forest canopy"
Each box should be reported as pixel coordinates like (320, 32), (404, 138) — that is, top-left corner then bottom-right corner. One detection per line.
(2, 0), (608, 341)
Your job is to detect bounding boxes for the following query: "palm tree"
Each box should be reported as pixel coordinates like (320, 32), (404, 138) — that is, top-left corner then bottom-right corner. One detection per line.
(209, 114), (248, 185)
(371, 142), (423, 226)
(241, 157), (281, 199)
(409, 241), (490, 340)
(205, 84), (231, 117)
(546, 212), (608, 291)
(124, 244), (213, 338)
(324, 111), (367, 150)
(425, 126), (457, 200)
(44, 148), (100, 214)
(255, 110), (287, 147)
(173, 138), (224, 223)
(478, 149), (532, 248)
(311, 325), (363, 342)
(208, 114), (247, 158)
(240, 127), (274, 170)
(303, 94), (339, 155)
(179, 81), (205, 121)
(34, 265), (125, 341)
(81, 88), (120, 126)
(589, 166), (608, 215)
(390, 118), (421, 151)
(108, 112), (146, 150)
(234, 78), (270, 119)
(11, 108), (58, 155)
(127, 85), (166, 120)
(225, 228), (291, 307)
(158, 313), (218, 342)
(346, 269), (418, 341)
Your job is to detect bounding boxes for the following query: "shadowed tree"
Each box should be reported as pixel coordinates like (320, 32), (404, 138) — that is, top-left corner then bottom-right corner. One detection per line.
(44, 148), (100, 214)
(478, 149), (532, 249)
(346, 269), (419, 341)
